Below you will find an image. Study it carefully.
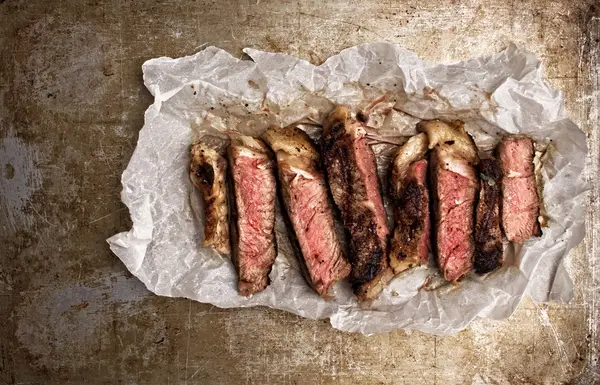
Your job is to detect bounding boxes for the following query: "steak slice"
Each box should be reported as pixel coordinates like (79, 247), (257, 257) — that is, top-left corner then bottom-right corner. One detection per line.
(228, 136), (278, 296)
(474, 157), (504, 274)
(262, 125), (350, 297)
(496, 136), (541, 244)
(322, 105), (392, 300)
(190, 141), (230, 255)
(418, 120), (479, 282)
(389, 133), (430, 275)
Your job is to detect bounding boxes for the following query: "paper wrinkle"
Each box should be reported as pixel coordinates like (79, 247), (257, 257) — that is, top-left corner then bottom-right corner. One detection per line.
(107, 43), (589, 335)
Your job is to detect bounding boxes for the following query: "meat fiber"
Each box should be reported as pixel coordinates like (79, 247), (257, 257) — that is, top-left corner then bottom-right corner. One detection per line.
(190, 141), (230, 255)
(418, 120), (479, 282)
(322, 105), (392, 300)
(228, 136), (278, 296)
(496, 136), (541, 244)
(262, 125), (350, 297)
(389, 133), (430, 275)
(474, 157), (504, 274)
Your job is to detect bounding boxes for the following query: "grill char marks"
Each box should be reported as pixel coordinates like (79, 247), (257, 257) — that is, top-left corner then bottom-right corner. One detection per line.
(228, 136), (278, 296)
(496, 136), (541, 244)
(262, 125), (350, 297)
(389, 133), (430, 275)
(474, 157), (504, 274)
(190, 142), (230, 255)
(418, 120), (479, 283)
(322, 105), (392, 300)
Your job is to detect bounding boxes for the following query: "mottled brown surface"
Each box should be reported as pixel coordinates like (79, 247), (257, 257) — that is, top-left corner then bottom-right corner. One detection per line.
(0, 0), (598, 384)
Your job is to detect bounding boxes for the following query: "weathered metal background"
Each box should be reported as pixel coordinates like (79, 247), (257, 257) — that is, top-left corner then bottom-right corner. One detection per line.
(0, 0), (598, 384)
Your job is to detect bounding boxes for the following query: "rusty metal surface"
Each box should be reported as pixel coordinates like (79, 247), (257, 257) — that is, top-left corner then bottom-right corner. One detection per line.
(0, 0), (598, 384)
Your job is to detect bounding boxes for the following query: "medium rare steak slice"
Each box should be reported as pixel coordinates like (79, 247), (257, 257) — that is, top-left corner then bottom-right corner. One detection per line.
(474, 157), (504, 274)
(190, 141), (230, 255)
(229, 136), (278, 296)
(322, 105), (392, 300)
(418, 120), (479, 282)
(496, 136), (541, 243)
(262, 125), (350, 297)
(389, 134), (430, 275)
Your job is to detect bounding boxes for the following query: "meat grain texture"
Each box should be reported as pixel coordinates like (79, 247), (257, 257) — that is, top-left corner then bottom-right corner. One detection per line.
(189, 141), (231, 255)
(322, 105), (392, 300)
(389, 133), (430, 275)
(228, 136), (278, 296)
(474, 157), (504, 274)
(418, 120), (479, 282)
(262, 125), (350, 297)
(496, 136), (541, 244)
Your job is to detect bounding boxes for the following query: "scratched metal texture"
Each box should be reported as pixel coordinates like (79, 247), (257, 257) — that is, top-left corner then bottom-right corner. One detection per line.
(0, 0), (598, 384)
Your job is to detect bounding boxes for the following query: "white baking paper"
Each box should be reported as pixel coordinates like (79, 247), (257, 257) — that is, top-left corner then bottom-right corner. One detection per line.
(107, 43), (588, 335)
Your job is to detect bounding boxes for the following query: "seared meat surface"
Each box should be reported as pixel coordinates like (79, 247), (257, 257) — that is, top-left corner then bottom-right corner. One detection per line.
(418, 120), (479, 282)
(474, 157), (504, 274)
(262, 125), (350, 297)
(322, 105), (392, 300)
(389, 133), (430, 275)
(229, 136), (278, 296)
(496, 136), (541, 244)
(190, 141), (230, 255)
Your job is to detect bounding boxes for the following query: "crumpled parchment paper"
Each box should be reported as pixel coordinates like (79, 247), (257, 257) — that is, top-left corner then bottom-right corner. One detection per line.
(107, 43), (588, 335)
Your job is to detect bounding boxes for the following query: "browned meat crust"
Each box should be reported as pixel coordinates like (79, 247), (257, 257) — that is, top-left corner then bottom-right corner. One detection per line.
(190, 141), (230, 255)
(322, 105), (392, 300)
(474, 157), (504, 274)
(389, 133), (430, 275)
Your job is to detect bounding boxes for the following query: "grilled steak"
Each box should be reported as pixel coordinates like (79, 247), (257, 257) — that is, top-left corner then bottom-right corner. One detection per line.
(228, 136), (278, 296)
(389, 133), (430, 275)
(496, 136), (541, 244)
(322, 105), (392, 300)
(474, 157), (504, 274)
(262, 125), (351, 297)
(190, 141), (230, 255)
(418, 120), (479, 282)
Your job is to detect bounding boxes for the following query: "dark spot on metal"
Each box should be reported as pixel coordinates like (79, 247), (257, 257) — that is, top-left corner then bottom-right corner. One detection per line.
(5, 163), (14, 180)
(102, 63), (115, 76)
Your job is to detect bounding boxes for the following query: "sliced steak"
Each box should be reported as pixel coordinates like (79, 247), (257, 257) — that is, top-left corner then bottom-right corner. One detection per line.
(322, 105), (392, 300)
(262, 125), (350, 297)
(228, 136), (278, 296)
(418, 120), (479, 282)
(190, 141), (230, 255)
(389, 133), (430, 275)
(474, 157), (504, 274)
(496, 136), (541, 244)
